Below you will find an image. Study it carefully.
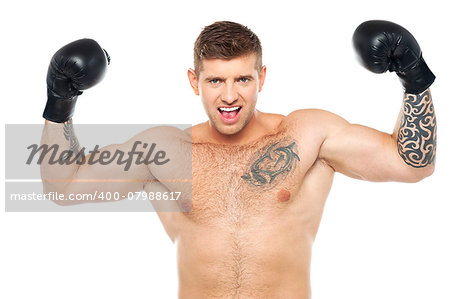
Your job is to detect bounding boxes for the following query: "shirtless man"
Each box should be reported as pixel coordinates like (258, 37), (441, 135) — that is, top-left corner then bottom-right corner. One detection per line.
(40, 20), (436, 298)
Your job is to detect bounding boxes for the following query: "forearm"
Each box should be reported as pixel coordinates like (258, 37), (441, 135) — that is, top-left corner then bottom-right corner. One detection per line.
(393, 89), (437, 171)
(40, 119), (85, 196)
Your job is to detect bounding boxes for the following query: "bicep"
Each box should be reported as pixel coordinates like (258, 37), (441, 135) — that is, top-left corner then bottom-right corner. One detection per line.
(319, 122), (398, 181)
(71, 125), (188, 191)
(68, 129), (157, 200)
(318, 114), (429, 182)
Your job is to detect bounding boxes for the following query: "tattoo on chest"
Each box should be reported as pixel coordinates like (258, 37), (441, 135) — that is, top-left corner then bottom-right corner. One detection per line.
(397, 90), (436, 168)
(241, 141), (300, 187)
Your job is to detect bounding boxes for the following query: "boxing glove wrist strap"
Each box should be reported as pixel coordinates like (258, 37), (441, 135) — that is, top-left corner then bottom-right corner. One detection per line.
(43, 93), (78, 123)
(397, 56), (435, 94)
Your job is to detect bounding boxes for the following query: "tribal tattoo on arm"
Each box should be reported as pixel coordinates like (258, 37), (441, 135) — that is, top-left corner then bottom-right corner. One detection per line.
(397, 89), (437, 168)
(60, 119), (84, 163)
(241, 141), (300, 187)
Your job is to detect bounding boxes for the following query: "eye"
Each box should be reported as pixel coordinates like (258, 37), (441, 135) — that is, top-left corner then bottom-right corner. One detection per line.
(209, 79), (221, 84)
(238, 77), (250, 83)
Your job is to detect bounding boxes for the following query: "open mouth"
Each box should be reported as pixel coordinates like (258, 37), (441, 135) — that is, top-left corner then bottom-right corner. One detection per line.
(217, 106), (242, 124)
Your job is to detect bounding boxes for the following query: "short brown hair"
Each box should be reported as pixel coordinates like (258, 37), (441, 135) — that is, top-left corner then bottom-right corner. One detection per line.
(193, 21), (262, 75)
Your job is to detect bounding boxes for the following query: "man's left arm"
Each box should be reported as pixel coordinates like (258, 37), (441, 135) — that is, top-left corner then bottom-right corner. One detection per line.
(318, 89), (436, 182)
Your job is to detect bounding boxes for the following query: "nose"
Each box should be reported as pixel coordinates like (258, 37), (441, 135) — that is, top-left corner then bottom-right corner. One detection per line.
(221, 83), (238, 104)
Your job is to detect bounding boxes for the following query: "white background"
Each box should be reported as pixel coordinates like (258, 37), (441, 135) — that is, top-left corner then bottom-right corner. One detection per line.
(1, 0), (449, 298)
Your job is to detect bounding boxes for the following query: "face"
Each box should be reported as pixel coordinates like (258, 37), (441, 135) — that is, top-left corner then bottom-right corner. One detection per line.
(188, 54), (266, 136)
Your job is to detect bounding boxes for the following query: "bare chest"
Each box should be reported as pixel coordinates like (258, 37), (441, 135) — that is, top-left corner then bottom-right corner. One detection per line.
(188, 134), (305, 224)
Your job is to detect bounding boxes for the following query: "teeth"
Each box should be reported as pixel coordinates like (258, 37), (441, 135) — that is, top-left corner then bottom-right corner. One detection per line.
(218, 107), (240, 112)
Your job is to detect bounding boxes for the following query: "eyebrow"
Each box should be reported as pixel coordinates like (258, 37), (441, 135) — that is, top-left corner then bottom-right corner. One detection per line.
(203, 74), (255, 81)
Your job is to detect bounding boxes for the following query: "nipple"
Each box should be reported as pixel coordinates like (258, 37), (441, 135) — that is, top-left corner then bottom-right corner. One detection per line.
(277, 189), (291, 202)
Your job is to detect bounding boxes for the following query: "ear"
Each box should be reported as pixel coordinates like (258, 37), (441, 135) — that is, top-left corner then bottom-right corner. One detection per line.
(187, 68), (200, 95)
(258, 65), (267, 92)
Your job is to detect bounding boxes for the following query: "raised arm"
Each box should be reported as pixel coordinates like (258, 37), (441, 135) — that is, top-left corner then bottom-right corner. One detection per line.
(319, 20), (436, 182)
(40, 39), (151, 204)
(39, 39), (191, 206)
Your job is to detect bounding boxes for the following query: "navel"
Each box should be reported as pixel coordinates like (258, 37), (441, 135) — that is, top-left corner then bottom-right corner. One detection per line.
(277, 189), (291, 202)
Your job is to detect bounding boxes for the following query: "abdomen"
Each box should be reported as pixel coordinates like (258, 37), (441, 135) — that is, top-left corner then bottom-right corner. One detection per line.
(176, 214), (313, 298)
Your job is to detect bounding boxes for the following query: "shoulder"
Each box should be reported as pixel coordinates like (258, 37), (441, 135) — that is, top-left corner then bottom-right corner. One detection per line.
(131, 125), (192, 148)
(283, 109), (349, 134)
(285, 108), (342, 123)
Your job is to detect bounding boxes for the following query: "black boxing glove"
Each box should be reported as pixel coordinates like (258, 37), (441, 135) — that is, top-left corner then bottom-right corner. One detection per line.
(43, 39), (110, 123)
(352, 20), (435, 94)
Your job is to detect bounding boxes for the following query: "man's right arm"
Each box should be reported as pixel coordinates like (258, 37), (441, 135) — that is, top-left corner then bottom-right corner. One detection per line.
(40, 39), (191, 207)
(40, 120), (158, 205)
